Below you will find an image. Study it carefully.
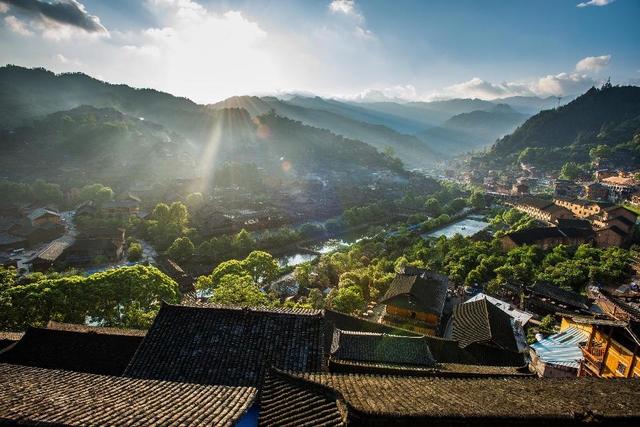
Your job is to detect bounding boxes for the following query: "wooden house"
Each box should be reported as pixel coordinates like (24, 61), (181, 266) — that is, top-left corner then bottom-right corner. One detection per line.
(380, 268), (448, 335)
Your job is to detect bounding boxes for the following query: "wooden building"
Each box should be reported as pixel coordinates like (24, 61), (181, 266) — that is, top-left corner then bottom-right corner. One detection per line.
(380, 268), (448, 335)
(27, 208), (61, 227)
(560, 316), (640, 378)
(512, 197), (573, 224)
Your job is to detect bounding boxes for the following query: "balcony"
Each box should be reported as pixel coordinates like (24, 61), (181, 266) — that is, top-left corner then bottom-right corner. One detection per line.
(580, 344), (605, 375)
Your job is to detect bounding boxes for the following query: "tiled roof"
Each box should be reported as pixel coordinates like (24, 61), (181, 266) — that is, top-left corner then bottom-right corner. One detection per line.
(517, 197), (554, 210)
(46, 320), (146, 336)
(464, 293), (533, 326)
(0, 363), (256, 427)
(381, 270), (448, 316)
(328, 358), (532, 377)
(323, 310), (518, 366)
(259, 370), (344, 427)
(124, 303), (326, 386)
(529, 282), (591, 310)
(0, 332), (23, 352)
(0, 324), (144, 376)
(27, 208), (59, 221)
(504, 226), (594, 245)
(265, 370), (640, 425)
(556, 218), (593, 230)
(330, 329), (436, 367)
(451, 298), (519, 352)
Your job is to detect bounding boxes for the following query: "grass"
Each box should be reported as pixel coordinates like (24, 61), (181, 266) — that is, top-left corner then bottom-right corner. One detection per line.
(623, 203), (640, 216)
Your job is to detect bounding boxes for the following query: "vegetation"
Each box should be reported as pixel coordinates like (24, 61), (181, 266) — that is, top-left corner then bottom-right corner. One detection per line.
(483, 84), (640, 172)
(0, 265), (179, 330)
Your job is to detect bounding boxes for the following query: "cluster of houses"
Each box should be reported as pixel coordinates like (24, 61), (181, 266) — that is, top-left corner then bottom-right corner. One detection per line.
(367, 267), (640, 382)
(1, 285), (639, 425)
(501, 196), (637, 250)
(0, 194), (146, 274)
(0, 206), (65, 255)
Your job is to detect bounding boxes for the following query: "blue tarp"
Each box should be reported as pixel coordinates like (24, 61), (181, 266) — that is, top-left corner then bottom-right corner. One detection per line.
(530, 327), (588, 369)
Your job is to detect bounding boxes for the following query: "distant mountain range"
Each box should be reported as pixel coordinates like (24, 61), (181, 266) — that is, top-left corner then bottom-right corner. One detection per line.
(417, 104), (530, 155)
(0, 65), (581, 178)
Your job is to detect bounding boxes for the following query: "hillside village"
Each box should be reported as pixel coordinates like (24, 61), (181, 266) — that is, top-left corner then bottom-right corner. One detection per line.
(1, 72), (640, 424)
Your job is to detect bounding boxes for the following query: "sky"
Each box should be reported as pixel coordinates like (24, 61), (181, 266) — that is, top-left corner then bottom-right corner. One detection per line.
(0, 0), (638, 104)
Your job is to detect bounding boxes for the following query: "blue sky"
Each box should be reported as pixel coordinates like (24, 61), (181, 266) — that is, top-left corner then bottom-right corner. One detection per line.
(0, 0), (638, 103)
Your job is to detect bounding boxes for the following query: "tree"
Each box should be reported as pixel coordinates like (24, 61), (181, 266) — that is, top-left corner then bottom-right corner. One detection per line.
(209, 259), (246, 287)
(127, 242), (143, 262)
(242, 251), (279, 284)
(185, 192), (204, 210)
(78, 183), (113, 205)
(0, 265), (179, 330)
(330, 285), (365, 314)
(446, 198), (467, 214)
(167, 237), (194, 262)
(32, 179), (63, 205)
(209, 274), (271, 306)
(424, 198), (442, 217)
(559, 162), (581, 180)
(468, 191), (485, 210)
(169, 202), (189, 227)
(152, 203), (171, 223)
(307, 288), (325, 309)
(233, 229), (254, 254)
(589, 144), (612, 163)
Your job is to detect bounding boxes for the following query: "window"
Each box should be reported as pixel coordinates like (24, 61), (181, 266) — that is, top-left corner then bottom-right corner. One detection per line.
(616, 361), (627, 375)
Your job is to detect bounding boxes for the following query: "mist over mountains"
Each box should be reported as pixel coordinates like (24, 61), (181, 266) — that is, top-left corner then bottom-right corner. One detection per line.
(0, 65), (576, 179)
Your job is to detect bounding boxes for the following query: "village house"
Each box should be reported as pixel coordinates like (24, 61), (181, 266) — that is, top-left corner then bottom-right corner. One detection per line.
(512, 197), (573, 224)
(562, 315), (640, 378)
(449, 298), (522, 360)
(101, 194), (141, 217)
(583, 182), (609, 200)
(553, 179), (581, 199)
(4, 302), (637, 425)
(599, 173), (638, 202)
(27, 208), (61, 227)
(529, 326), (589, 378)
(524, 282), (593, 317)
(553, 197), (606, 219)
(379, 267), (449, 335)
(500, 224), (594, 251)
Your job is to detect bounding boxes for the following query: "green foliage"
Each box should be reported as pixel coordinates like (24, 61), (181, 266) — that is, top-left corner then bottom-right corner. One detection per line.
(330, 285), (366, 315)
(167, 237), (194, 262)
(185, 192), (204, 210)
(32, 179), (64, 205)
(195, 251), (280, 294)
(208, 274), (271, 307)
(127, 242), (143, 261)
(0, 265), (179, 330)
(142, 202), (191, 251)
(78, 183), (114, 205)
(559, 162), (582, 180)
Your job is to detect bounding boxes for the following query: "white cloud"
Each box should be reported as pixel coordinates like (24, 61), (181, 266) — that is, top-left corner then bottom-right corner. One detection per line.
(575, 54), (611, 72)
(102, 1), (280, 102)
(347, 85), (419, 102)
(0, 3), (8, 13)
(577, 0), (614, 8)
(329, 0), (356, 16)
(4, 15), (33, 36)
(347, 71), (600, 102)
(328, 0), (374, 40)
(54, 53), (83, 66)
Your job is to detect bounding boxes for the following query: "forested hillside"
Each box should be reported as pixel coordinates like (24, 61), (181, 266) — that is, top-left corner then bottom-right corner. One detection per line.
(482, 84), (640, 170)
